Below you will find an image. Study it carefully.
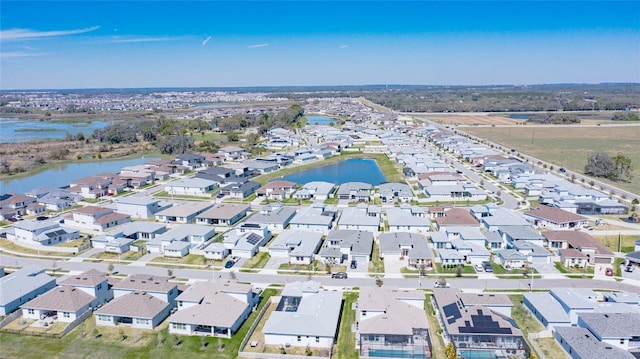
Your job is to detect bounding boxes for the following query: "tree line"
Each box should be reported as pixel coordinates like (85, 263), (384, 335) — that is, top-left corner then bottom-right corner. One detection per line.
(585, 152), (633, 182)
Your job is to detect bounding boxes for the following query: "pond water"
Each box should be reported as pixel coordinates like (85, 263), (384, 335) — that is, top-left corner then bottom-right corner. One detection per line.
(1, 157), (159, 195)
(306, 115), (338, 126)
(284, 158), (386, 185)
(0, 117), (111, 143)
(507, 114), (531, 120)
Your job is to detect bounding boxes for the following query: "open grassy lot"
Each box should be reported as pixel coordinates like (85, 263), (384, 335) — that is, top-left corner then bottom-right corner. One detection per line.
(0, 239), (73, 257)
(335, 292), (359, 359)
(464, 125), (640, 195)
(419, 114), (523, 126)
(0, 288), (276, 359)
(593, 234), (639, 253)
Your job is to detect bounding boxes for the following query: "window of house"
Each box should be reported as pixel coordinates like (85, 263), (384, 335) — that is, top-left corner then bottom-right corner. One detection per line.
(63, 312), (71, 318)
(362, 311), (366, 316)
(297, 336), (301, 342)
(27, 309), (35, 315)
(620, 339), (625, 344)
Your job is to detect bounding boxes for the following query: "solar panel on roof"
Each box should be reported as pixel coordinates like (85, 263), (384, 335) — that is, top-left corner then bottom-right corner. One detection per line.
(246, 233), (261, 245)
(443, 303), (462, 325)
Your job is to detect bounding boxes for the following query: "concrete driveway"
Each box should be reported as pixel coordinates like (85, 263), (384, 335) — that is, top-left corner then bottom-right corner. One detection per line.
(383, 257), (406, 278)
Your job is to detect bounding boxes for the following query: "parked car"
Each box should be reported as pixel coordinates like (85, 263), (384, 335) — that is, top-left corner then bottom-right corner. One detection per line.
(331, 272), (348, 279)
(224, 260), (235, 269)
(216, 193), (225, 199)
(350, 260), (357, 269)
(474, 263), (484, 272)
(625, 265), (634, 273)
(605, 267), (614, 276)
(36, 216), (49, 221)
(434, 279), (450, 288)
(482, 261), (493, 273)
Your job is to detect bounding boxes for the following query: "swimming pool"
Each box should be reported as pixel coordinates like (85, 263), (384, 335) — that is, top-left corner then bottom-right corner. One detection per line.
(368, 348), (426, 358)
(457, 349), (500, 359)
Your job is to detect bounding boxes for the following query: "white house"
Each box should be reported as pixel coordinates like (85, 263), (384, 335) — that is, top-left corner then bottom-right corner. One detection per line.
(268, 230), (323, 265)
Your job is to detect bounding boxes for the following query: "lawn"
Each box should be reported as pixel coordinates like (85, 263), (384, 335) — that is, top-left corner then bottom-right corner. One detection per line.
(149, 254), (209, 267)
(0, 239), (73, 257)
(464, 125), (640, 195)
(0, 288), (276, 359)
(91, 250), (145, 262)
(368, 241), (385, 276)
(535, 338), (569, 359)
(335, 292), (359, 359)
(241, 252), (270, 270)
(434, 263), (476, 275)
(594, 234), (639, 253)
(424, 295), (446, 359)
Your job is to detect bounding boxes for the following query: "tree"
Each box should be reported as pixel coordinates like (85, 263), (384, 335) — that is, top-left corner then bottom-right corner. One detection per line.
(445, 342), (456, 359)
(227, 131), (239, 142)
(585, 152), (616, 179)
(375, 277), (384, 287)
(612, 153), (633, 182)
(107, 263), (114, 274)
(455, 264), (463, 277)
(167, 269), (173, 277)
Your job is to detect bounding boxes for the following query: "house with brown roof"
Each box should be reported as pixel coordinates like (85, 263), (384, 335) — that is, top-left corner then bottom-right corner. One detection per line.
(357, 286), (431, 358)
(524, 206), (588, 230)
(256, 180), (297, 200)
(68, 175), (114, 199)
(169, 280), (259, 337)
(559, 248), (589, 268)
(113, 274), (178, 305)
(434, 208), (479, 231)
(0, 193), (36, 219)
(543, 231), (614, 265)
(58, 269), (113, 307)
(195, 203), (251, 227)
(64, 206), (131, 232)
(22, 286), (94, 323)
(95, 291), (172, 330)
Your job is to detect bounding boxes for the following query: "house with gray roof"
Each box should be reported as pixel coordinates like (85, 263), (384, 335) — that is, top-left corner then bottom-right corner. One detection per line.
(357, 286), (430, 358)
(554, 326), (635, 359)
(337, 182), (372, 202)
(0, 266), (56, 315)
(256, 180), (297, 200)
(95, 291), (172, 330)
(222, 180), (260, 199)
(263, 281), (342, 348)
(268, 230), (323, 265)
(379, 232), (432, 269)
(146, 224), (216, 255)
(499, 226), (545, 246)
(169, 280), (259, 338)
(480, 208), (530, 231)
(244, 204), (297, 233)
(222, 223), (272, 258)
(115, 195), (169, 219)
(164, 177), (218, 197)
(113, 274), (178, 306)
(550, 288), (599, 325)
(430, 231), (451, 250)
(202, 242), (229, 260)
(293, 181), (335, 200)
(484, 231), (504, 250)
(154, 201), (215, 224)
(338, 206), (381, 233)
(90, 232), (134, 254)
(112, 221), (167, 241)
(6, 219), (80, 246)
(22, 286), (94, 323)
(578, 312), (640, 352)
(195, 203), (250, 227)
(378, 182), (413, 203)
(523, 292), (572, 331)
(386, 208), (431, 233)
(319, 229), (373, 266)
(289, 207), (334, 234)
(437, 249), (465, 266)
(58, 269), (113, 307)
(508, 240), (552, 264)
(495, 249), (529, 269)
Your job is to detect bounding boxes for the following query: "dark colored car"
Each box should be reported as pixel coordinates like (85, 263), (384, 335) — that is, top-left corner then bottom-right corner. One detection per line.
(36, 216), (49, 221)
(350, 260), (357, 269)
(482, 261), (493, 273)
(331, 272), (348, 279)
(217, 193), (225, 198)
(224, 260), (235, 269)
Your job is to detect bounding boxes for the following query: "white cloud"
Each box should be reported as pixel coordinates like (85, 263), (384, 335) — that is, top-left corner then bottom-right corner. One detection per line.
(340, 44), (349, 48)
(0, 26), (100, 41)
(0, 51), (47, 58)
(248, 43), (269, 49)
(202, 36), (212, 46)
(110, 36), (177, 44)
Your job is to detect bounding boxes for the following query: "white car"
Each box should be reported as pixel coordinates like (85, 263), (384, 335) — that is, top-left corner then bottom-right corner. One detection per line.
(434, 280), (450, 288)
(474, 264), (484, 272)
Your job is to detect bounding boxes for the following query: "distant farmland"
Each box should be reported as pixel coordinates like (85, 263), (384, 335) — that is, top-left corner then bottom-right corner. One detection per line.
(464, 125), (640, 196)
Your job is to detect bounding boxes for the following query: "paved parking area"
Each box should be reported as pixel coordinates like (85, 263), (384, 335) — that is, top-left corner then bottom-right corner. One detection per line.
(383, 257), (405, 278)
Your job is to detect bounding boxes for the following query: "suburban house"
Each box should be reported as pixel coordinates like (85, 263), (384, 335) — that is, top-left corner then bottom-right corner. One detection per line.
(289, 207), (334, 234)
(379, 232), (432, 269)
(559, 248), (589, 269)
(386, 208), (431, 233)
(90, 232), (135, 254)
(58, 269), (113, 307)
(479, 208), (530, 232)
(195, 166), (241, 185)
(434, 208), (480, 232)
(169, 280), (259, 338)
(337, 182), (372, 202)
(522, 292), (571, 331)
(32, 188), (81, 211)
(164, 177), (218, 197)
(172, 152), (208, 169)
(523, 206), (589, 230)
(203, 242), (229, 260)
(268, 230), (323, 265)
(577, 312), (640, 352)
(378, 182), (413, 203)
(554, 326), (635, 359)
(263, 281), (341, 348)
(6, 219), (80, 246)
(115, 195), (170, 219)
(64, 206), (131, 232)
(0, 266), (56, 315)
(145, 224), (216, 256)
(437, 249), (466, 266)
(432, 288), (530, 358)
(244, 204), (297, 233)
(68, 174), (117, 199)
(319, 229), (373, 267)
(542, 231), (615, 266)
(95, 291), (172, 330)
(293, 181), (335, 200)
(218, 146), (248, 161)
(221, 181), (261, 199)
(0, 193), (37, 218)
(154, 201), (215, 224)
(195, 203), (251, 227)
(499, 226), (545, 246)
(22, 286), (94, 323)
(495, 249), (529, 269)
(112, 274), (178, 305)
(222, 223), (272, 258)
(112, 221), (167, 241)
(357, 286), (431, 358)
(338, 206), (381, 233)
(256, 180), (297, 200)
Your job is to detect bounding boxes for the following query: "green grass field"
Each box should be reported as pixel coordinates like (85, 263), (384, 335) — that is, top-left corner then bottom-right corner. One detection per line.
(464, 126), (640, 195)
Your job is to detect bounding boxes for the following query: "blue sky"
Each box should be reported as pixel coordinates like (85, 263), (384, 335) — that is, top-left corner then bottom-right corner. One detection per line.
(1, 1), (639, 89)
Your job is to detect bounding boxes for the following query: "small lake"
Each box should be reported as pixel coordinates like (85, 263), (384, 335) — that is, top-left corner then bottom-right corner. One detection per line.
(507, 114), (532, 120)
(306, 115), (338, 126)
(0, 118), (111, 143)
(1, 157), (159, 195)
(284, 158), (387, 185)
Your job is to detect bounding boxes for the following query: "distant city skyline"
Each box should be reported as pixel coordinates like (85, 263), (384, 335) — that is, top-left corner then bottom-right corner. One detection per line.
(1, 1), (639, 90)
